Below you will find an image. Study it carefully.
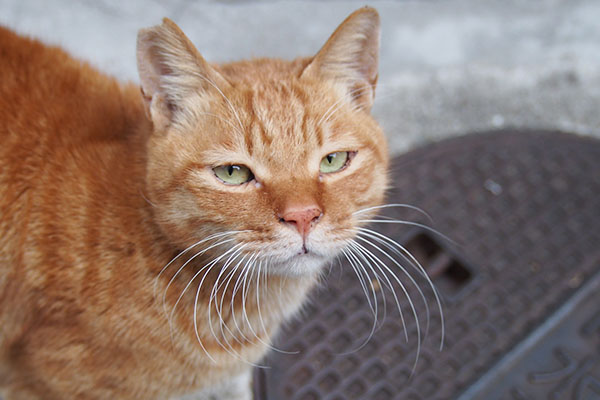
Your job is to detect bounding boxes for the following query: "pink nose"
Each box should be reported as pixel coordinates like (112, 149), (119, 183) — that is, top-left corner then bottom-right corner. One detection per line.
(280, 206), (322, 237)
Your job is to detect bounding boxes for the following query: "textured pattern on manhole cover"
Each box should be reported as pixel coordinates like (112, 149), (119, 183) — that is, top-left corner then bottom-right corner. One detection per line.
(254, 130), (600, 400)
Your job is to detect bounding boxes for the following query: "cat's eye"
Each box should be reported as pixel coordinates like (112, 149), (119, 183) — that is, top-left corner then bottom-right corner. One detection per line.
(213, 165), (254, 185)
(320, 151), (350, 174)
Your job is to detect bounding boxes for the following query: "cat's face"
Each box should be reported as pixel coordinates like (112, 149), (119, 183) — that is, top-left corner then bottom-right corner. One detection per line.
(138, 9), (388, 276)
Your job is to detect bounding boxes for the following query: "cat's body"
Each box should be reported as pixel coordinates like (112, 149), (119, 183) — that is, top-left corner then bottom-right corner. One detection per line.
(0, 8), (387, 400)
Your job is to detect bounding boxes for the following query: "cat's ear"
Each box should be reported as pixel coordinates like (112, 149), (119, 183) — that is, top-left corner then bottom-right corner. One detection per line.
(136, 18), (230, 130)
(301, 7), (380, 111)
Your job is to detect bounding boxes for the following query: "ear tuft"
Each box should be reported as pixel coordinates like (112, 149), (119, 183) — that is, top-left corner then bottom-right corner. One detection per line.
(136, 18), (229, 130)
(302, 7), (380, 111)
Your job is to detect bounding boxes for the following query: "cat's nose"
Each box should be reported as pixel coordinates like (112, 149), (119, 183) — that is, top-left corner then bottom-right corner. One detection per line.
(280, 206), (323, 237)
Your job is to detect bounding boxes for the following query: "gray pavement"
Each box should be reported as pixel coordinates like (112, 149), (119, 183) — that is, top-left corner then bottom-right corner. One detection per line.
(2, 0), (600, 154)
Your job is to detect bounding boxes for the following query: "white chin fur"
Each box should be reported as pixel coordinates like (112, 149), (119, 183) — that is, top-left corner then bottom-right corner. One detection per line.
(266, 253), (330, 276)
(255, 227), (346, 276)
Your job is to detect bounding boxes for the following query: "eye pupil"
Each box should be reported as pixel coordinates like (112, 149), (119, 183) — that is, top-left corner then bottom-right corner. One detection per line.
(319, 151), (350, 174)
(213, 164), (253, 185)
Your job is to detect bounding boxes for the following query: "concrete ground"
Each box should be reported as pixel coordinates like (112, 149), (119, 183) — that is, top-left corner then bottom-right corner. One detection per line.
(2, 0), (600, 154)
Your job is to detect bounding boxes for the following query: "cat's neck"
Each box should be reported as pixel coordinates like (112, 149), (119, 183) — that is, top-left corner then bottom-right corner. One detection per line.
(152, 247), (318, 353)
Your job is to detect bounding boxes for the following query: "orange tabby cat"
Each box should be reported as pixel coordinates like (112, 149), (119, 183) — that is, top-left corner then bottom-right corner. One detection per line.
(0, 7), (388, 400)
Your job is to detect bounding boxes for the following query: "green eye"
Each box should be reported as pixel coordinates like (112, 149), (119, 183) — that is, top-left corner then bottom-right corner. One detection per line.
(213, 165), (254, 185)
(320, 151), (349, 174)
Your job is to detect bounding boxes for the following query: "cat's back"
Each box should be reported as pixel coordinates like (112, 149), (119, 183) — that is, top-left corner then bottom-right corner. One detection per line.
(0, 26), (143, 155)
(0, 26), (144, 274)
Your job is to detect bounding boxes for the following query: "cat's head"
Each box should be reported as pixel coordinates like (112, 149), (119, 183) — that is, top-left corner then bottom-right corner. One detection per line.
(137, 7), (388, 276)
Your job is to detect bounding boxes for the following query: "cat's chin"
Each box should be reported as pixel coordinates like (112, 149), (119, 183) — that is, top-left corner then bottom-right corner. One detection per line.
(265, 252), (331, 277)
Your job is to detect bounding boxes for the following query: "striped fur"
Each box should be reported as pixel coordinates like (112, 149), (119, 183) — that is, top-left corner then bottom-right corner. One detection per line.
(0, 7), (388, 400)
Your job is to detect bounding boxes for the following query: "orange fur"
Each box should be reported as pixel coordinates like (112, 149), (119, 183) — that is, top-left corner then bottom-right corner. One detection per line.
(0, 7), (388, 399)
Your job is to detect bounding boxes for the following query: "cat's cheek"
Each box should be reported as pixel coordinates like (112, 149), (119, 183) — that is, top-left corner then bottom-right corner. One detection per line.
(307, 229), (348, 257)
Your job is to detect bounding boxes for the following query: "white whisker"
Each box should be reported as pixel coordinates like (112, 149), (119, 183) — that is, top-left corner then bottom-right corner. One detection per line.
(173, 242), (244, 322)
(205, 253), (266, 367)
(232, 252), (260, 343)
(339, 244), (381, 354)
(237, 256), (286, 356)
(349, 239), (421, 375)
(191, 243), (261, 366)
(195, 111), (244, 136)
(317, 85), (374, 126)
(349, 240), (406, 340)
(256, 259), (297, 355)
(358, 227), (445, 352)
(352, 203), (433, 223)
(355, 231), (431, 338)
(341, 248), (378, 318)
(216, 253), (251, 345)
(356, 219), (457, 246)
(153, 231), (242, 299)
(209, 245), (248, 352)
(163, 237), (237, 318)
(190, 71), (245, 134)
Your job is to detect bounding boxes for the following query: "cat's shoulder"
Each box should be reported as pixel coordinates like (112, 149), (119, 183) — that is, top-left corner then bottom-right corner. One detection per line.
(0, 26), (143, 143)
(0, 26), (74, 76)
(0, 26), (132, 99)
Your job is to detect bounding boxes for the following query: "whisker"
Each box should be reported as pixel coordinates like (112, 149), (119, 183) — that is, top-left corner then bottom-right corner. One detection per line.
(356, 219), (457, 246)
(171, 242), (245, 327)
(140, 189), (157, 208)
(255, 261), (282, 353)
(153, 231), (242, 299)
(229, 252), (280, 360)
(276, 270), (294, 326)
(338, 244), (381, 354)
(352, 203), (434, 224)
(237, 264), (274, 368)
(240, 256), (289, 356)
(217, 253), (251, 345)
(358, 227), (445, 352)
(252, 261), (298, 355)
(341, 248), (377, 318)
(349, 238), (422, 376)
(230, 253), (258, 343)
(355, 231), (431, 338)
(317, 85), (375, 126)
(163, 237), (237, 318)
(345, 244), (398, 331)
(190, 262), (221, 363)
(206, 260), (265, 367)
(195, 111), (244, 136)
(348, 240), (408, 342)
(190, 71), (245, 134)
(241, 257), (259, 342)
(192, 245), (267, 368)
(209, 245), (248, 352)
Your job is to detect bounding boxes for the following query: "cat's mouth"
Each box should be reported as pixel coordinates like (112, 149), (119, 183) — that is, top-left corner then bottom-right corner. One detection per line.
(261, 241), (333, 276)
(295, 240), (326, 258)
(288, 233), (344, 261)
(298, 244), (309, 255)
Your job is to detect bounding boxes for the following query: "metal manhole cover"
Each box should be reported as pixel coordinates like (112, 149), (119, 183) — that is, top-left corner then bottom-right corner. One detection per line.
(254, 129), (600, 400)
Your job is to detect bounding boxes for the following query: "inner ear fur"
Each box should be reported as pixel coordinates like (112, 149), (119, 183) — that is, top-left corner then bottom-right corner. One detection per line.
(136, 18), (230, 130)
(301, 7), (380, 111)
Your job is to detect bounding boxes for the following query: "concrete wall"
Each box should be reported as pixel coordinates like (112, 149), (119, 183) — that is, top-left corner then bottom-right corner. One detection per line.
(2, 0), (599, 154)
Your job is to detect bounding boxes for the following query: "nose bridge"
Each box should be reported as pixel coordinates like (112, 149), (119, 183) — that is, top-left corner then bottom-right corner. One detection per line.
(271, 177), (322, 216)
(273, 179), (323, 238)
